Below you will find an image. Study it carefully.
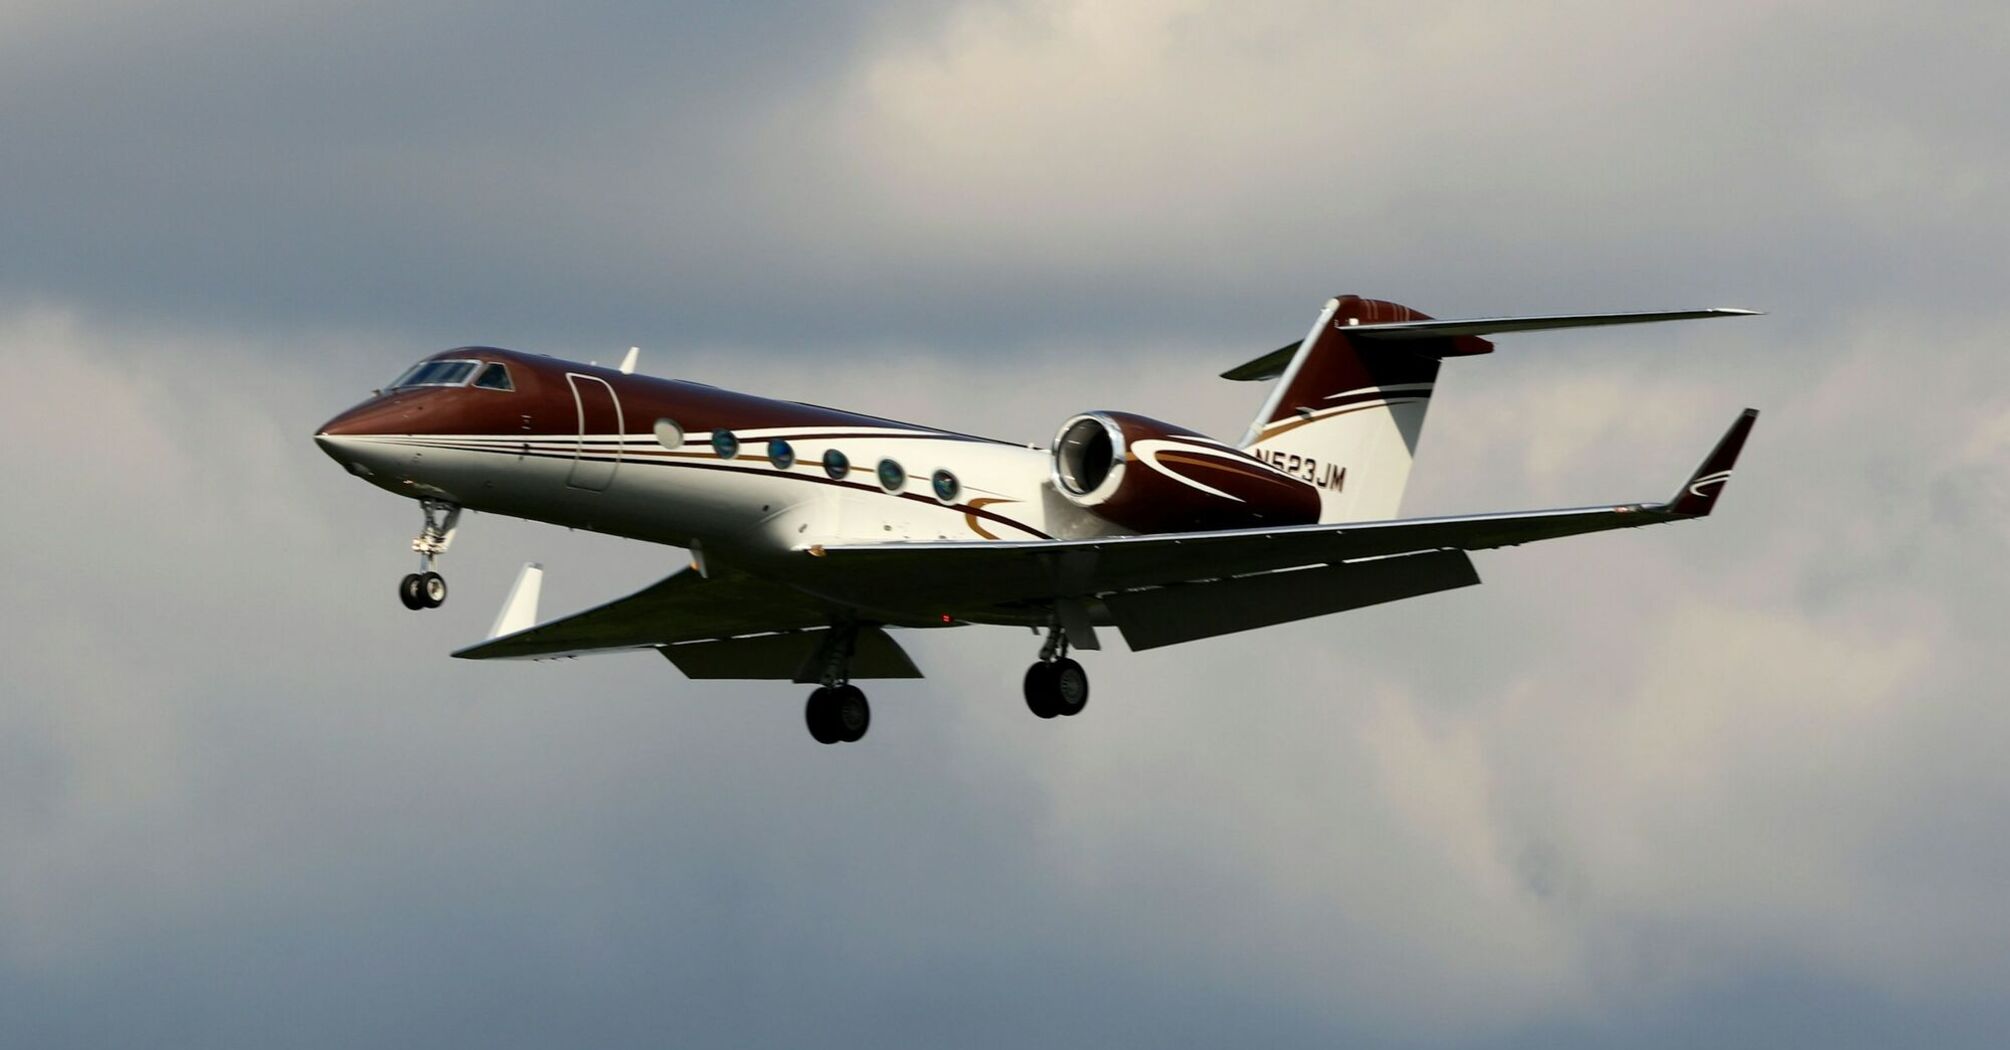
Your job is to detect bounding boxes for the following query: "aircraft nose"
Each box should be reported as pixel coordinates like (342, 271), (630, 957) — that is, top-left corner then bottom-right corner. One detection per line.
(317, 392), (428, 439)
(314, 429), (375, 476)
(317, 402), (380, 438)
(315, 400), (407, 476)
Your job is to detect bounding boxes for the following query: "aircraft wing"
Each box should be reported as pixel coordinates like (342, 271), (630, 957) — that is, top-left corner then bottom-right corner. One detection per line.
(452, 566), (836, 661)
(808, 410), (1758, 629)
(457, 410), (1754, 659)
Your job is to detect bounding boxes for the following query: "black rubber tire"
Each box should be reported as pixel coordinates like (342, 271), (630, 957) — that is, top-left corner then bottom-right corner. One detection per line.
(1052, 658), (1090, 717)
(834, 684), (870, 743)
(1023, 662), (1060, 719)
(805, 688), (842, 744)
(399, 573), (425, 610)
(419, 571), (448, 608)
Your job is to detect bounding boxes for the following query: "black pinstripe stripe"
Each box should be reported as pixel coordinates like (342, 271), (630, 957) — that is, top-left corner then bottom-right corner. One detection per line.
(366, 438), (1055, 539)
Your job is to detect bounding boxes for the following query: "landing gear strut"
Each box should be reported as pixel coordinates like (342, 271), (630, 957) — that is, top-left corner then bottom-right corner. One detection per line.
(804, 624), (871, 744)
(1024, 622), (1089, 719)
(398, 498), (460, 611)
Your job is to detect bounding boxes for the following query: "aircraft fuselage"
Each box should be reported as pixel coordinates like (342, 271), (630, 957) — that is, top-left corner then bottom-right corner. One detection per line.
(315, 347), (1114, 573)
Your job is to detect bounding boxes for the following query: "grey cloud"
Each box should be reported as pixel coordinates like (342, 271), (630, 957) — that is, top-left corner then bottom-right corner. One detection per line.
(0, 2), (900, 346)
(4, 2), (2005, 352)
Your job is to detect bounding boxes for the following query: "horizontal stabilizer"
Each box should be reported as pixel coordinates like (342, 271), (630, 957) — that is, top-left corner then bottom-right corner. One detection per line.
(1222, 308), (1760, 381)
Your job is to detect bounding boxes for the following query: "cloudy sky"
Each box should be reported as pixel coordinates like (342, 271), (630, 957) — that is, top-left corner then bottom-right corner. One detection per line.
(4, 1), (2008, 1045)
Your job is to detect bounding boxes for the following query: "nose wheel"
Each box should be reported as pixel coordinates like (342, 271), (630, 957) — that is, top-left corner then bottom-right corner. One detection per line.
(399, 499), (460, 611)
(399, 571), (448, 610)
(1024, 623), (1089, 719)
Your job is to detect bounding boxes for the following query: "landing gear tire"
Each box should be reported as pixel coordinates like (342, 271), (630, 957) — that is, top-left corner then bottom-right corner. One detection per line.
(1025, 658), (1089, 719)
(834, 684), (870, 742)
(419, 571), (448, 608)
(807, 685), (870, 744)
(1052, 658), (1089, 717)
(1024, 662), (1061, 719)
(806, 688), (843, 745)
(398, 499), (460, 611)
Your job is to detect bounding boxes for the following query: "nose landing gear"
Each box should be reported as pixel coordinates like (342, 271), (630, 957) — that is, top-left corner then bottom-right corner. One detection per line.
(399, 571), (447, 610)
(1024, 623), (1089, 719)
(398, 499), (460, 611)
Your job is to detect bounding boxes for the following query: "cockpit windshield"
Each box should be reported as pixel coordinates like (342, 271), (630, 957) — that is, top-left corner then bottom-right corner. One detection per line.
(390, 359), (481, 389)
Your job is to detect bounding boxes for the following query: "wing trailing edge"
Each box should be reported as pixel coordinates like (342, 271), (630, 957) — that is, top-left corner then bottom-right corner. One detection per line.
(1105, 549), (1481, 650)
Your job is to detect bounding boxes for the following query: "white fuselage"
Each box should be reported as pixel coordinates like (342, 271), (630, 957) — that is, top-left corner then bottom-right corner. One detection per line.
(323, 412), (1125, 566)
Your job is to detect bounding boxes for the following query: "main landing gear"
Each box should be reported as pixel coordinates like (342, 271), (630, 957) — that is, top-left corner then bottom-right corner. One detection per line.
(805, 684), (871, 745)
(398, 498), (460, 611)
(797, 621), (1090, 742)
(805, 624), (871, 745)
(1024, 624), (1089, 719)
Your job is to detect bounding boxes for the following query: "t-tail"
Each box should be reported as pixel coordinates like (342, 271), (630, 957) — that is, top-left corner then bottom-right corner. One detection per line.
(1222, 295), (1759, 523)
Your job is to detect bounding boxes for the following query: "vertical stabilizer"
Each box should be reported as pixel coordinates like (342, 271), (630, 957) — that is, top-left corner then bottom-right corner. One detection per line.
(1238, 295), (1490, 523)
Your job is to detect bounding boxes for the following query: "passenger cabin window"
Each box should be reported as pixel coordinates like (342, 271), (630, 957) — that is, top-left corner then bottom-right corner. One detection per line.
(472, 363), (513, 390)
(767, 439), (796, 469)
(876, 458), (906, 493)
(823, 449), (850, 479)
(390, 359), (480, 388)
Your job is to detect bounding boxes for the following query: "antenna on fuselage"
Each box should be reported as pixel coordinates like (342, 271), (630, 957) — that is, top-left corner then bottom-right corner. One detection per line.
(619, 347), (639, 375)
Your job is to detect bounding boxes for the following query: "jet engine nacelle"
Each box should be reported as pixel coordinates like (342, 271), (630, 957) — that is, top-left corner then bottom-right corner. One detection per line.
(1049, 411), (1322, 533)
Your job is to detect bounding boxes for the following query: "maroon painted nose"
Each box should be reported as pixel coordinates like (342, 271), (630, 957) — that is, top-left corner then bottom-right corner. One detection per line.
(316, 397), (412, 438)
(315, 395), (425, 477)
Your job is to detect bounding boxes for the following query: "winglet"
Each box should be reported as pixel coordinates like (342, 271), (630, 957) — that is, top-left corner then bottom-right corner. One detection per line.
(488, 562), (544, 639)
(1664, 409), (1759, 517)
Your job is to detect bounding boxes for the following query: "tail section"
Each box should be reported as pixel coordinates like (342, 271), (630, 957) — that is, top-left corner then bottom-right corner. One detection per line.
(1228, 296), (1760, 524)
(1237, 295), (1490, 523)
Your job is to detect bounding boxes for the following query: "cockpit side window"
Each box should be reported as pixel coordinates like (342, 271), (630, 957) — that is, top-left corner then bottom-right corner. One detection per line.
(390, 359), (480, 388)
(471, 362), (514, 391)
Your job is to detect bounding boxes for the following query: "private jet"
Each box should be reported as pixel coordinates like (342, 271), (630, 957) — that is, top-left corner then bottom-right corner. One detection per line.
(316, 294), (1759, 743)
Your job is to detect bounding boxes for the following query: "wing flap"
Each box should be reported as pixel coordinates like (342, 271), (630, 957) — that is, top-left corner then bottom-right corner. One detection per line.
(660, 626), (923, 681)
(1104, 549), (1480, 650)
